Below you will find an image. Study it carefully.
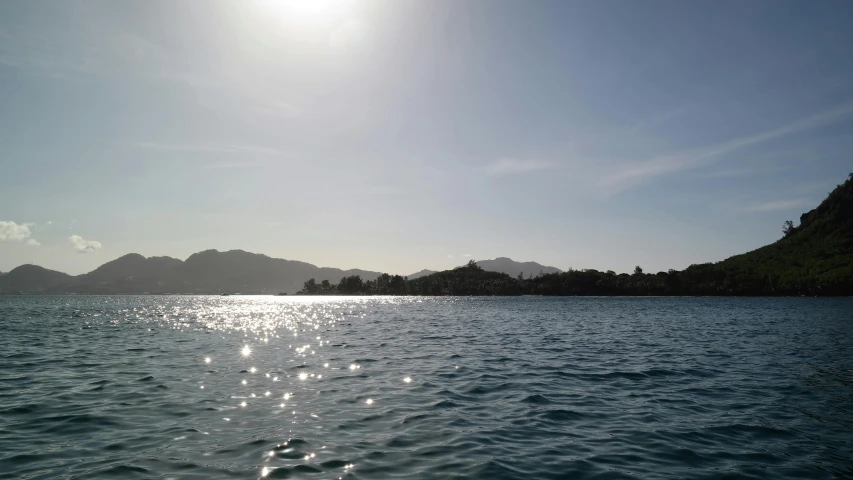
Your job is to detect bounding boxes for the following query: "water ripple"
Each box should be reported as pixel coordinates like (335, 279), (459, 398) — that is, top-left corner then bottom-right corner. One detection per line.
(0, 296), (851, 479)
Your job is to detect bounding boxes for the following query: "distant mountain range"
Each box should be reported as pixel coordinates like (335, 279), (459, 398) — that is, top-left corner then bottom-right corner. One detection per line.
(0, 250), (384, 295)
(406, 269), (436, 280)
(0, 250), (564, 295)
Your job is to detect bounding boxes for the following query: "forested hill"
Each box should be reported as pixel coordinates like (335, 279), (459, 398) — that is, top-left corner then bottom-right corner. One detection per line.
(680, 173), (853, 295)
(300, 174), (853, 297)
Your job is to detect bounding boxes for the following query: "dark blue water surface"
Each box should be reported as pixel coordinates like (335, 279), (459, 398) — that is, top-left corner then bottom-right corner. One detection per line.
(1, 296), (852, 479)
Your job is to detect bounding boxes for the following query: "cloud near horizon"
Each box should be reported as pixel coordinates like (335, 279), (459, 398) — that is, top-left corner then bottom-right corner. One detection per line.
(69, 235), (102, 253)
(0, 221), (38, 244)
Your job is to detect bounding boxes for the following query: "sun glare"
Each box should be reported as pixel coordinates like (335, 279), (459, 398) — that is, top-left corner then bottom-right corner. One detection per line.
(261, 0), (356, 29)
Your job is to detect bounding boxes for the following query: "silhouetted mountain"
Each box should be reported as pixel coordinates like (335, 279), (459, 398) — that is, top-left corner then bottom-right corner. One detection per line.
(0, 249), (383, 294)
(67, 253), (184, 294)
(173, 249), (382, 294)
(475, 257), (562, 277)
(406, 269), (436, 280)
(0, 265), (72, 293)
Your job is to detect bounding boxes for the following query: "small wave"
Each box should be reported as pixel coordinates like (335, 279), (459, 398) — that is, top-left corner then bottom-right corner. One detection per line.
(521, 394), (552, 404)
(539, 409), (585, 421)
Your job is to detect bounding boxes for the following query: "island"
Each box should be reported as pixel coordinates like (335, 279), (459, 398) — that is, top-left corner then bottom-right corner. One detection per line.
(297, 173), (853, 297)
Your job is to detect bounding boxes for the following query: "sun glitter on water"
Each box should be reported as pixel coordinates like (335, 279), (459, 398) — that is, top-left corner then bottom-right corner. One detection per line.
(241, 345), (252, 357)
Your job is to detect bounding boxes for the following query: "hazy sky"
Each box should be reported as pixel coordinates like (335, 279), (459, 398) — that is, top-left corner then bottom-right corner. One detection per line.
(1, 0), (852, 276)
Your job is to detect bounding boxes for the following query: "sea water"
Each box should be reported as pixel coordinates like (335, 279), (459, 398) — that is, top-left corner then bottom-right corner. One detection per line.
(1, 296), (851, 479)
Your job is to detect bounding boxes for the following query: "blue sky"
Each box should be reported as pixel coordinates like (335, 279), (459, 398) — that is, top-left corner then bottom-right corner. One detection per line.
(1, 0), (852, 275)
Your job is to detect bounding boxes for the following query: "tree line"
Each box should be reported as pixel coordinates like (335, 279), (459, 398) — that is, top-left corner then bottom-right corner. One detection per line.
(297, 259), (853, 297)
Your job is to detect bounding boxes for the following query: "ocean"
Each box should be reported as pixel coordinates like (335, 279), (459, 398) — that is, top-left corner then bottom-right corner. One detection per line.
(1, 296), (851, 479)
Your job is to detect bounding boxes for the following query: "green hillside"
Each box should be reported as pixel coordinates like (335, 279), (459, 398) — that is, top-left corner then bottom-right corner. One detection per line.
(682, 173), (853, 295)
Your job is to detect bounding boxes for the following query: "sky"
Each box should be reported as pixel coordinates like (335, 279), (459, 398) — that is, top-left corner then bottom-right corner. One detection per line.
(1, 0), (853, 276)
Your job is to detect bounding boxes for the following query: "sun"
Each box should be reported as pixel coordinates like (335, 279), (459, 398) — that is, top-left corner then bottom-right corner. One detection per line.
(260, 0), (356, 30)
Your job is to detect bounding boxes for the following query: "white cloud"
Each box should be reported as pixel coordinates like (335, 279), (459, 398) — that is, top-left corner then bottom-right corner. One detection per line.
(599, 102), (853, 193)
(737, 198), (812, 213)
(26, 238), (40, 246)
(69, 235), (102, 253)
(484, 158), (554, 176)
(0, 221), (35, 243)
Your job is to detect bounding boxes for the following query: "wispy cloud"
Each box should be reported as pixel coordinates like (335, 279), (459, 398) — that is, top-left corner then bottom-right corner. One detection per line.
(69, 235), (102, 253)
(136, 142), (291, 157)
(204, 161), (270, 170)
(633, 107), (689, 131)
(703, 167), (755, 179)
(484, 158), (554, 176)
(737, 198), (812, 213)
(0, 24), (165, 79)
(463, 253), (472, 257)
(600, 102), (853, 192)
(1, 17), (308, 130)
(252, 101), (304, 120)
(0, 221), (37, 245)
(26, 239), (40, 246)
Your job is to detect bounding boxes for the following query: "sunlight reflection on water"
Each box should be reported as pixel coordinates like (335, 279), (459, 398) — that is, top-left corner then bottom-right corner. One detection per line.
(174, 296), (409, 479)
